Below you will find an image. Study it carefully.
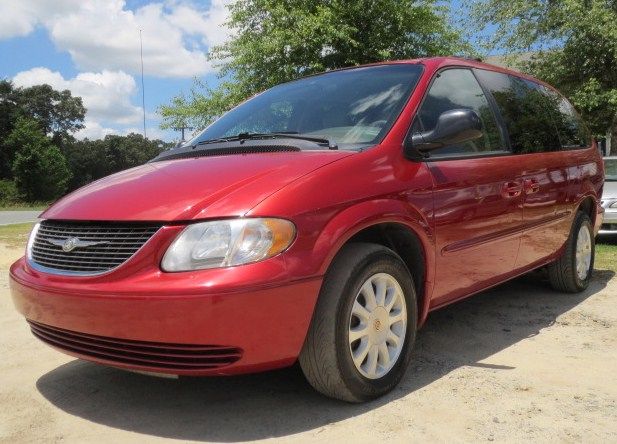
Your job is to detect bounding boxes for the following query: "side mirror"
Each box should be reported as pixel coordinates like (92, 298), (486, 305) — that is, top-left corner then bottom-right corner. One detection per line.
(405, 109), (483, 158)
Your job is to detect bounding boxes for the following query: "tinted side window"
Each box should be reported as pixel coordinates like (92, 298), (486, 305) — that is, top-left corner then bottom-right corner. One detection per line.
(475, 70), (561, 154)
(543, 88), (591, 149)
(415, 68), (504, 156)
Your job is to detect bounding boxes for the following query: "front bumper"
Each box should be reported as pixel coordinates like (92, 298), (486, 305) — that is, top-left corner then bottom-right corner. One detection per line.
(9, 226), (323, 375)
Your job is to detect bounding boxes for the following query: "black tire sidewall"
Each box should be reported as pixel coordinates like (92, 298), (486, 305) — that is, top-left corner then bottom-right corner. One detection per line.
(333, 249), (417, 400)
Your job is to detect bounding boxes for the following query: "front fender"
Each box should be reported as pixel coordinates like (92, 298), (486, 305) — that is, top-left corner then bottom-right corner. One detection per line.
(311, 198), (435, 326)
(313, 199), (433, 274)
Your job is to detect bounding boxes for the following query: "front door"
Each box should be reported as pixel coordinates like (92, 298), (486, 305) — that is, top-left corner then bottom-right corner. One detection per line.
(411, 68), (524, 308)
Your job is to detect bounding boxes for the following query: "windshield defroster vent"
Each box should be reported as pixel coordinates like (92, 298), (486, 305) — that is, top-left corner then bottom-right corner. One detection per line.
(154, 144), (301, 162)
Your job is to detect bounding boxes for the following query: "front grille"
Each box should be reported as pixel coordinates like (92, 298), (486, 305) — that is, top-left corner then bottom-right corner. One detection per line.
(28, 321), (243, 371)
(601, 223), (617, 231)
(30, 220), (161, 275)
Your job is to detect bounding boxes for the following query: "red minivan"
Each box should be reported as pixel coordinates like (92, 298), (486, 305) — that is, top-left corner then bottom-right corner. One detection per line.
(10, 57), (604, 402)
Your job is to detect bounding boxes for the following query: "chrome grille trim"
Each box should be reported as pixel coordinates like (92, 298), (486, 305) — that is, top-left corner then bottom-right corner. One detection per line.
(28, 220), (161, 276)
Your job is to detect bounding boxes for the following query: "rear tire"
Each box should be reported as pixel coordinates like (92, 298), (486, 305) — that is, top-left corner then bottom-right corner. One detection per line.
(548, 211), (594, 293)
(299, 243), (417, 402)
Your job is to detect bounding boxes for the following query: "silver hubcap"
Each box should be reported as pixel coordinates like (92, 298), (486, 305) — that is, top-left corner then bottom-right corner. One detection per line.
(575, 224), (592, 281)
(348, 273), (407, 379)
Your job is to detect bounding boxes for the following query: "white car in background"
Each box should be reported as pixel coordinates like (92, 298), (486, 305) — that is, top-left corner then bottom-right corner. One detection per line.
(600, 157), (617, 235)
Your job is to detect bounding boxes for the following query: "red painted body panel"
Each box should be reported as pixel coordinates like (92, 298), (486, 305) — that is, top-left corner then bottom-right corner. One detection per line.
(515, 151), (572, 269)
(427, 156), (523, 307)
(10, 57), (605, 376)
(41, 151), (353, 221)
(9, 225), (323, 375)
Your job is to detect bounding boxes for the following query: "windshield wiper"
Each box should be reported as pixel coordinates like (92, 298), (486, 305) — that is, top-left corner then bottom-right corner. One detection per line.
(196, 132), (338, 150)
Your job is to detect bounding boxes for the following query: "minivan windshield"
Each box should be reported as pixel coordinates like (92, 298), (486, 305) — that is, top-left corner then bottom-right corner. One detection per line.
(605, 158), (617, 181)
(186, 64), (424, 150)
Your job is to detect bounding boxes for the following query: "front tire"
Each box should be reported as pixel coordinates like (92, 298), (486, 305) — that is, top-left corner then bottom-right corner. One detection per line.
(548, 211), (594, 293)
(299, 243), (417, 402)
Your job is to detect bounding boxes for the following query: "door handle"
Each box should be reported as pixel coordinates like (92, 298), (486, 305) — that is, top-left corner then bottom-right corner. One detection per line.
(501, 181), (523, 198)
(523, 179), (540, 194)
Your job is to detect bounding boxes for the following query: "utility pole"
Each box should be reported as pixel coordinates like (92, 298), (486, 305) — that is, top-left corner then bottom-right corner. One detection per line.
(174, 124), (194, 144)
(139, 29), (146, 139)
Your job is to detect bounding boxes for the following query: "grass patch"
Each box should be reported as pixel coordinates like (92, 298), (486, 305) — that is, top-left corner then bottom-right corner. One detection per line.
(596, 237), (617, 273)
(0, 223), (35, 248)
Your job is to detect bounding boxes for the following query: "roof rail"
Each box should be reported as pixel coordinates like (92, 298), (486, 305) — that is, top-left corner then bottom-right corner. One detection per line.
(450, 55), (483, 63)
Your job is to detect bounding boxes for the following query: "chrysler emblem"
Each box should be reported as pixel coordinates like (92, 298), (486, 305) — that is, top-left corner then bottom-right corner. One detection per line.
(44, 236), (108, 252)
(62, 237), (80, 252)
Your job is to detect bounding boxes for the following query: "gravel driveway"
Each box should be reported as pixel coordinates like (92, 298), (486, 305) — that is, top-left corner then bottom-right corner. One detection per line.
(1, 244), (615, 443)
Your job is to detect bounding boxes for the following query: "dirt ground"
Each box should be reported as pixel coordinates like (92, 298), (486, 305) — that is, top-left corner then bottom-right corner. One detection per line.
(1, 241), (616, 444)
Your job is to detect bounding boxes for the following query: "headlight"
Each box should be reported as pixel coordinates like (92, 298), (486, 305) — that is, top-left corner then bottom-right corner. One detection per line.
(161, 218), (295, 271)
(611, 201), (617, 209)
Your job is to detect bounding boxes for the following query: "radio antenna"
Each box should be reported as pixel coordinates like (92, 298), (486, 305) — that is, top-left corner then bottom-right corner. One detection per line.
(139, 29), (146, 139)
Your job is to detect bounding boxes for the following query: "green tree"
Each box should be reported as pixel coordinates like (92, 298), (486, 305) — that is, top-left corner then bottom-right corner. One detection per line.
(62, 133), (169, 191)
(7, 118), (71, 201)
(0, 80), (23, 178)
(0, 80), (19, 144)
(18, 84), (86, 143)
(468, 0), (617, 135)
(0, 80), (86, 178)
(160, 0), (470, 130)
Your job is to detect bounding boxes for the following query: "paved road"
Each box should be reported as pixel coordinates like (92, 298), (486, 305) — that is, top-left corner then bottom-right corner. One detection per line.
(0, 210), (41, 226)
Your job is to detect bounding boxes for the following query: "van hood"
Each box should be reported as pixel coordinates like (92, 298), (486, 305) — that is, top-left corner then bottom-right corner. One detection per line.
(42, 151), (353, 221)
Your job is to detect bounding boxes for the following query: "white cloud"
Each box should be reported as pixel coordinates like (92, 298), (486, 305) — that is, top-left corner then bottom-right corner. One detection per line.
(13, 67), (143, 125)
(121, 126), (169, 141)
(12, 67), (150, 140)
(0, 0), (78, 39)
(76, 122), (169, 141)
(168, 0), (232, 48)
(0, 0), (233, 78)
(11, 66), (176, 141)
(75, 120), (118, 140)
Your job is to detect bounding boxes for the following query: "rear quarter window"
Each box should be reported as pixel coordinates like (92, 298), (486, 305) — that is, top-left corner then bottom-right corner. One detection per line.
(542, 87), (592, 149)
(474, 69), (562, 154)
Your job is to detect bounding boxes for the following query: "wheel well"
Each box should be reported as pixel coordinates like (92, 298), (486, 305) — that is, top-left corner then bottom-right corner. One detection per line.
(578, 196), (596, 224)
(345, 223), (426, 313)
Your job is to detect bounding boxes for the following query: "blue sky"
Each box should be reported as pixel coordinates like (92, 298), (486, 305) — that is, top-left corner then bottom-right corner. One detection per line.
(0, 0), (230, 142)
(0, 0), (479, 143)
